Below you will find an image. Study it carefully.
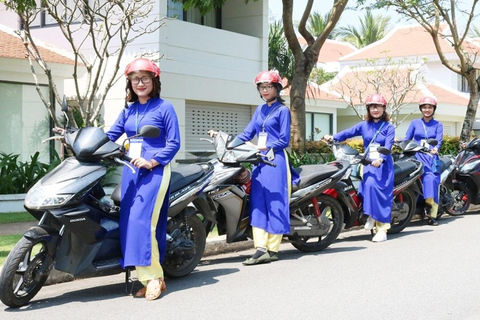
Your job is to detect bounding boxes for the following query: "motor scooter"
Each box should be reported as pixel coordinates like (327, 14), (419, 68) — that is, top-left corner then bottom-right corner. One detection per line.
(447, 138), (480, 213)
(324, 140), (423, 234)
(0, 101), (214, 308)
(394, 140), (464, 220)
(202, 131), (348, 253)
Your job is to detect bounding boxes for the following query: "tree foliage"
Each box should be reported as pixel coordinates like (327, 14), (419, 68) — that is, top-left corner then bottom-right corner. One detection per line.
(268, 20), (294, 87)
(1, 0), (164, 127)
(335, 9), (391, 48)
(282, 0), (349, 151)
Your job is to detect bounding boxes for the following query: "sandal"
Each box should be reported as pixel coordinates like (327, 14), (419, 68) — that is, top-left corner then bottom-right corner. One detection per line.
(145, 278), (166, 301)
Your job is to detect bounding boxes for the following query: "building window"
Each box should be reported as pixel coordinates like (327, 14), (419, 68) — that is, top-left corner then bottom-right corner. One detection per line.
(167, 0), (221, 28)
(306, 112), (332, 141)
(0, 81), (51, 162)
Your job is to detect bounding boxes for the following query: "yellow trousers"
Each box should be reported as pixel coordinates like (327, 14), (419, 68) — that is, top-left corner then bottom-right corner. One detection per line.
(425, 197), (438, 219)
(375, 221), (390, 232)
(252, 227), (283, 253)
(136, 164), (171, 286)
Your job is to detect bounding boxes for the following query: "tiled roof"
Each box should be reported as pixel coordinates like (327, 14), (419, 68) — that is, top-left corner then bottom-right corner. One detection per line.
(341, 24), (480, 61)
(0, 28), (74, 64)
(298, 38), (357, 63)
(318, 66), (472, 106)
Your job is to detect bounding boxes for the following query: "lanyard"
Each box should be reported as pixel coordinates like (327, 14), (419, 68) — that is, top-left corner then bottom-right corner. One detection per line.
(365, 121), (385, 151)
(135, 99), (151, 134)
(261, 103), (279, 132)
(422, 120), (429, 139)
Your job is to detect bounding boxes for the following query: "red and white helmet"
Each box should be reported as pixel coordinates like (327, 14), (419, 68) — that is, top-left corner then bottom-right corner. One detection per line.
(254, 70), (283, 89)
(419, 96), (437, 111)
(124, 58), (161, 78)
(365, 93), (387, 107)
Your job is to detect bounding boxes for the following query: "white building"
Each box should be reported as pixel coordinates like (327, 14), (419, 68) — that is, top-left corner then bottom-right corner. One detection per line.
(0, 1), (275, 163)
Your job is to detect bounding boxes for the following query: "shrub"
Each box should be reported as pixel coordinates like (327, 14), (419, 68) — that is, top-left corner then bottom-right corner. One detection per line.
(440, 136), (460, 155)
(0, 152), (61, 195)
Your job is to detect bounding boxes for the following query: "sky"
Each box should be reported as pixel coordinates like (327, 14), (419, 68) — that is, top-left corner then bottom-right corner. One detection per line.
(268, 0), (406, 30)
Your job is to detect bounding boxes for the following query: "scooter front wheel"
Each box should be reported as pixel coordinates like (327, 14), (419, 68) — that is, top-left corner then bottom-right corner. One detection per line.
(0, 237), (53, 308)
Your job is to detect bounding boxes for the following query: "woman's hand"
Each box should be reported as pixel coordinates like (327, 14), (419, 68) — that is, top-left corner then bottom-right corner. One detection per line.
(371, 159), (383, 168)
(430, 147), (438, 155)
(207, 130), (218, 137)
(322, 135), (333, 142)
(131, 157), (156, 170)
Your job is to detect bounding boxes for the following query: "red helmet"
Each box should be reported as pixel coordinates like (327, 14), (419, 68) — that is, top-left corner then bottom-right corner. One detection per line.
(124, 58), (161, 78)
(419, 96), (437, 109)
(254, 70), (283, 89)
(365, 93), (387, 107)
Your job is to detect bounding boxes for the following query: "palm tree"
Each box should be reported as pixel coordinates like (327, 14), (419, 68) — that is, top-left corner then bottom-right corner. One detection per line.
(335, 10), (391, 48)
(470, 25), (480, 37)
(307, 12), (336, 38)
(268, 20), (294, 86)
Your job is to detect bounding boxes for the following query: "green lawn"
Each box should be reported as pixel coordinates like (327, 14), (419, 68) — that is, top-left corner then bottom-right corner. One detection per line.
(0, 234), (22, 266)
(0, 212), (36, 224)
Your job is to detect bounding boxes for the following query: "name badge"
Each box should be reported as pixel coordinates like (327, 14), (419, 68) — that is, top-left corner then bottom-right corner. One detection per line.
(258, 132), (268, 149)
(420, 139), (430, 149)
(128, 137), (143, 159)
(369, 143), (380, 160)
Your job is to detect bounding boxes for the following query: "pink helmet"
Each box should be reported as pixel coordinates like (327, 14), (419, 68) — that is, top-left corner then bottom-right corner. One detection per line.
(365, 93), (387, 107)
(124, 58), (161, 78)
(254, 70), (283, 88)
(419, 96), (437, 109)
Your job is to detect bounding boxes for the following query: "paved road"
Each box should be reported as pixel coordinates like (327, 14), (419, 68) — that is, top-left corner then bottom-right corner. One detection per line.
(2, 212), (480, 320)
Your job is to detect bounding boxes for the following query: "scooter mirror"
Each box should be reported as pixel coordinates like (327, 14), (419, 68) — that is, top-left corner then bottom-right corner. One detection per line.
(377, 147), (391, 155)
(427, 139), (438, 147)
(61, 95), (68, 113)
(138, 125), (160, 138)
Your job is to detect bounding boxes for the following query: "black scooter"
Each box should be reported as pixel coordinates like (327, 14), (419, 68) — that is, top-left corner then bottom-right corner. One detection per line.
(0, 100), (215, 308)
(325, 140), (423, 234)
(203, 131), (348, 253)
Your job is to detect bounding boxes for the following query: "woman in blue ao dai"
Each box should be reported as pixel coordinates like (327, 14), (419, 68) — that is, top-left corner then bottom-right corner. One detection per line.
(325, 93), (394, 242)
(236, 70), (294, 265)
(404, 96), (443, 226)
(106, 58), (180, 300)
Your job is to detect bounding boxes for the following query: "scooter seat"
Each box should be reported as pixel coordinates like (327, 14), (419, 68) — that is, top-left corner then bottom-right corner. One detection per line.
(110, 164), (206, 204)
(394, 161), (417, 184)
(293, 164), (339, 191)
(439, 156), (452, 172)
(170, 164), (206, 193)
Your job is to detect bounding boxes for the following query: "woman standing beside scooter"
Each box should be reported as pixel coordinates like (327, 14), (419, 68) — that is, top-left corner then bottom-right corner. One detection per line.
(404, 96), (443, 226)
(106, 58), (180, 300)
(324, 93), (394, 242)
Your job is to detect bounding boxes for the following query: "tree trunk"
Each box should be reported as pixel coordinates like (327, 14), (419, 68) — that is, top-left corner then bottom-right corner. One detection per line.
(460, 71), (480, 143)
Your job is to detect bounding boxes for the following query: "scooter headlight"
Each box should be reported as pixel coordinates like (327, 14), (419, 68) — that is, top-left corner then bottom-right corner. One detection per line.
(25, 180), (75, 209)
(221, 150), (237, 163)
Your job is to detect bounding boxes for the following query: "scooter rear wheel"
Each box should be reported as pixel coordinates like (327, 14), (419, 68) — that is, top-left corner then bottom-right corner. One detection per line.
(448, 182), (470, 215)
(389, 188), (416, 234)
(0, 237), (53, 308)
(289, 194), (344, 252)
(163, 214), (206, 278)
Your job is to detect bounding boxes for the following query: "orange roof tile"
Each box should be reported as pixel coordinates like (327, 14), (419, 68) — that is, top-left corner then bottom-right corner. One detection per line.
(318, 66), (473, 106)
(341, 24), (480, 61)
(298, 38), (357, 63)
(0, 29), (74, 64)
